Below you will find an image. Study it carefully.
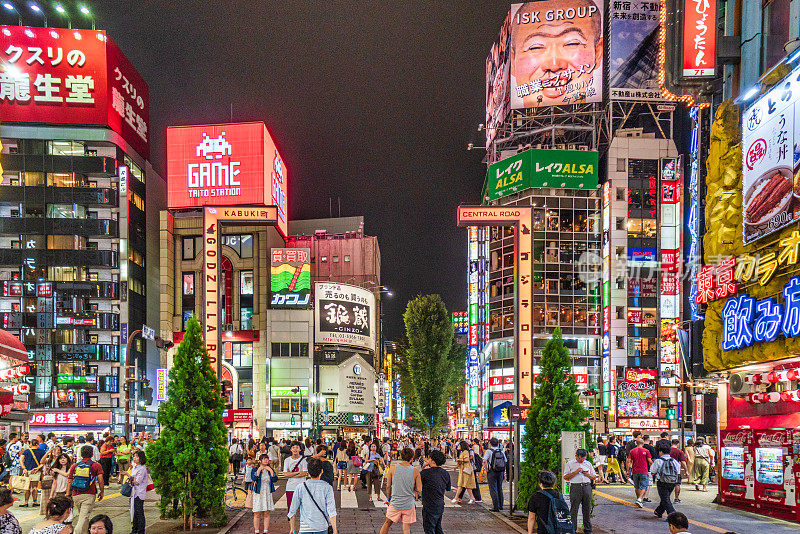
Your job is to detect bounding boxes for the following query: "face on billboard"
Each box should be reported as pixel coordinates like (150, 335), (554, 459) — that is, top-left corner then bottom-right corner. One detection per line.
(0, 26), (150, 158)
(510, 0), (603, 108)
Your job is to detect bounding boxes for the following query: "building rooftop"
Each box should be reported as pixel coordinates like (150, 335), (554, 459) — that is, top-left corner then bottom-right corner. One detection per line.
(289, 216), (364, 237)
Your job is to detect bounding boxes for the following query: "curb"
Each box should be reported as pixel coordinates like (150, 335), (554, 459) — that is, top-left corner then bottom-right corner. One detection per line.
(486, 509), (526, 534)
(216, 509), (247, 534)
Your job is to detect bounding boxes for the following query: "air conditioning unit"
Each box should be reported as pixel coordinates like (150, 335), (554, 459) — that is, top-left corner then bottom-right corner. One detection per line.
(729, 372), (753, 395)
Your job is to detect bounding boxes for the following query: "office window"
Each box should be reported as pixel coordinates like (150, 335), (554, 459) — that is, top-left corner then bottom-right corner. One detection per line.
(616, 336), (625, 349)
(616, 217), (625, 230)
(762, 0), (791, 72)
(182, 236), (197, 260)
(221, 234), (253, 258)
(332, 256), (339, 263)
(231, 343), (253, 368)
(617, 158), (626, 172)
(344, 255), (351, 262)
(271, 342), (308, 358)
(616, 307), (625, 320)
(616, 187), (626, 201)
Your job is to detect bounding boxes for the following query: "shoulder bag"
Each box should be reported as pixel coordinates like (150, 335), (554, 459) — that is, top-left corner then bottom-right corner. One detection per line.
(303, 482), (333, 534)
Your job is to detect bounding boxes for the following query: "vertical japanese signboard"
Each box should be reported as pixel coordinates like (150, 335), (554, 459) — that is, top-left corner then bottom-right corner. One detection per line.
(660, 157), (682, 387)
(315, 282), (376, 352)
(467, 227), (481, 409)
(681, 0), (717, 77)
(458, 207), (533, 407)
(602, 181), (612, 411)
(0, 26), (150, 158)
(270, 248), (311, 308)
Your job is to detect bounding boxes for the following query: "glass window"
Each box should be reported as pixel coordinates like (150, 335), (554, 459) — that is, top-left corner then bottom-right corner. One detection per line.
(48, 140), (85, 156)
(240, 307), (253, 330)
(240, 271), (253, 295)
(124, 156), (145, 184)
(232, 343), (253, 368)
(344, 255), (350, 262)
(326, 397), (335, 412)
(616, 187), (626, 201)
(182, 236), (196, 260)
(616, 217), (625, 230)
(183, 310), (193, 330)
(332, 256), (339, 263)
(762, 0), (791, 72)
(47, 235), (85, 249)
(183, 273), (194, 295)
(47, 204), (86, 219)
(48, 173), (87, 187)
(24, 172), (45, 186)
(617, 158), (626, 172)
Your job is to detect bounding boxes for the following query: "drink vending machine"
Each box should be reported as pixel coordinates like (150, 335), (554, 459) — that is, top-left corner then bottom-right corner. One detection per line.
(719, 429), (755, 507)
(753, 430), (798, 521)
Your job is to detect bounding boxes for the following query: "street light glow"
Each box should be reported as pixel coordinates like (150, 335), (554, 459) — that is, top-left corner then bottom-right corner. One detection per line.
(2, 2), (14, 10)
(54, 3), (65, 13)
(79, 4), (89, 15)
(28, 2), (40, 11)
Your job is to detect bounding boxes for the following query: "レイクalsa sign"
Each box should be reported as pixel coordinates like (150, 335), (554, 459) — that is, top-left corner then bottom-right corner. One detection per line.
(0, 26), (150, 158)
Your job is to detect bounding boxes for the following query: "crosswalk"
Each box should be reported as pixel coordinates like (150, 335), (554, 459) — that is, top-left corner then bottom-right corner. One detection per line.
(266, 485), (477, 510)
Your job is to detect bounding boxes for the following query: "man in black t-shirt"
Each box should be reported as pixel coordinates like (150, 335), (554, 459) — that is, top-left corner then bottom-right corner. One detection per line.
(527, 470), (566, 534)
(421, 451), (451, 534)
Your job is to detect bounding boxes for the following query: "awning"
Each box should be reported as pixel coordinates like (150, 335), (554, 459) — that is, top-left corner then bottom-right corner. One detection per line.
(0, 330), (27, 363)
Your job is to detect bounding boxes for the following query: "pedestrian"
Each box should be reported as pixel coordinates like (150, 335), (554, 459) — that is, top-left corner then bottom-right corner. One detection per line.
(691, 438), (714, 492)
(656, 432), (671, 452)
(365, 442), (386, 503)
(452, 441), (475, 504)
(616, 437), (629, 484)
(379, 447), (421, 534)
(5, 433), (21, 490)
(626, 437), (652, 507)
(228, 438), (244, 480)
(669, 439), (688, 503)
(20, 437), (46, 508)
(420, 450), (450, 534)
(526, 470), (574, 534)
(0, 488), (21, 534)
(48, 453), (71, 500)
(666, 512), (690, 534)
(483, 437), (506, 512)
(684, 439), (695, 485)
(250, 454), (277, 534)
(595, 436), (608, 484)
(128, 450), (148, 534)
(115, 437), (132, 484)
(87, 514), (113, 534)
(360, 437), (371, 489)
(287, 457), (337, 534)
(28, 495), (72, 534)
(283, 441), (308, 510)
(335, 441), (349, 490)
(98, 436), (115, 487)
(267, 439), (281, 473)
(67, 444), (105, 534)
(606, 436), (621, 483)
(563, 448), (596, 534)
(650, 443), (681, 519)
(642, 435), (656, 501)
(312, 445), (335, 487)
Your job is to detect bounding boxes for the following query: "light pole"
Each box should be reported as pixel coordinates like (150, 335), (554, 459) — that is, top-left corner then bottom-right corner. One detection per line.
(27, 2), (46, 26)
(2, 2), (21, 25)
(123, 329), (141, 439)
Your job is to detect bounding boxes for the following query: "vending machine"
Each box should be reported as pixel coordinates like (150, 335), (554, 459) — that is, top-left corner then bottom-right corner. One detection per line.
(719, 429), (754, 509)
(753, 430), (798, 521)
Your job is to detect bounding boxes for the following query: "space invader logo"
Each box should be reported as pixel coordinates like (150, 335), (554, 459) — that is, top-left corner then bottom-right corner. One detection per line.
(197, 132), (232, 159)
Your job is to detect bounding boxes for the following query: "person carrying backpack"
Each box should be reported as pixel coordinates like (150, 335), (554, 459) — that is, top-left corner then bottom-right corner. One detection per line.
(527, 470), (575, 534)
(482, 437), (506, 512)
(563, 449), (596, 534)
(67, 445), (104, 534)
(650, 443), (681, 518)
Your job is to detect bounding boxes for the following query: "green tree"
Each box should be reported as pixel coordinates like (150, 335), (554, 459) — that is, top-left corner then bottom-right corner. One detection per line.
(147, 316), (228, 528)
(517, 327), (592, 509)
(402, 295), (460, 436)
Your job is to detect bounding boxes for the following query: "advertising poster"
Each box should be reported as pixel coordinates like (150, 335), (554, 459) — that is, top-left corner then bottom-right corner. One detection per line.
(617, 368), (658, 418)
(0, 26), (150, 158)
(608, 0), (663, 100)
(492, 400), (513, 427)
(486, 11), (512, 148)
(337, 355), (376, 414)
(315, 282), (376, 351)
(741, 77), (800, 244)
(270, 248), (311, 308)
(509, 0), (603, 109)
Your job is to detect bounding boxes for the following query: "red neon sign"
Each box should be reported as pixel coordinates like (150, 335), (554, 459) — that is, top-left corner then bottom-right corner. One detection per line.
(0, 26), (150, 158)
(682, 0), (717, 77)
(167, 122), (288, 236)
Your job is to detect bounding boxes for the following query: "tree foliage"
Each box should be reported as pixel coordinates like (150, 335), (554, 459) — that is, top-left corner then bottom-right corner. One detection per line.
(147, 316), (228, 527)
(401, 295), (463, 436)
(517, 327), (592, 509)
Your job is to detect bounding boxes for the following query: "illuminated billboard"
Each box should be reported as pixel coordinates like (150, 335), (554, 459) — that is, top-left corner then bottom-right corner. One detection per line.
(486, 11), (512, 148)
(167, 122), (288, 236)
(509, 0), (603, 109)
(315, 283), (376, 352)
(681, 0), (716, 77)
(617, 368), (658, 418)
(609, 2), (663, 100)
(0, 25), (150, 158)
(270, 248), (311, 308)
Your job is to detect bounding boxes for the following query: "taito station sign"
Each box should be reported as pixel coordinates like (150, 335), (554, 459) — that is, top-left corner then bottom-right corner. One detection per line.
(167, 122), (288, 236)
(0, 25), (150, 158)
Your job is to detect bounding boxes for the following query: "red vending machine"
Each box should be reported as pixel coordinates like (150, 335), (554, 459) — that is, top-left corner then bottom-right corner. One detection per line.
(718, 429), (754, 509)
(753, 430), (798, 521)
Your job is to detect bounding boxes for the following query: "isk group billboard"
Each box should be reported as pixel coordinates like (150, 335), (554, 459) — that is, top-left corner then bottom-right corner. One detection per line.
(0, 25), (150, 158)
(167, 122), (288, 235)
(270, 248), (311, 308)
(509, 0), (603, 109)
(315, 283), (376, 352)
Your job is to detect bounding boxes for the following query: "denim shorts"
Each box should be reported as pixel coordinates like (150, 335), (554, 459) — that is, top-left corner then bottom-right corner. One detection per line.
(631, 473), (650, 490)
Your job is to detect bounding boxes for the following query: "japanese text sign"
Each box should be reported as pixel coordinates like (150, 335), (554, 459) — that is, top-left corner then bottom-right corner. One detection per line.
(29, 411), (112, 426)
(617, 368), (658, 418)
(270, 248), (311, 308)
(315, 282), (376, 351)
(156, 368), (168, 402)
(485, 148), (599, 200)
(609, 0), (663, 100)
(1, 26), (150, 158)
(741, 64), (800, 244)
(167, 122), (288, 236)
(682, 0), (717, 77)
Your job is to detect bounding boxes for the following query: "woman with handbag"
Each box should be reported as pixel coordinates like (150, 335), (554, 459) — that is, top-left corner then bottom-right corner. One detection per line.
(98, 436), (116, 487)
(365, 442), (385, 503)
(452, 441), (476, 504)
(128, 450), (149, 534)
(37, 446), (63, 516)
(250, 454), (278, 534)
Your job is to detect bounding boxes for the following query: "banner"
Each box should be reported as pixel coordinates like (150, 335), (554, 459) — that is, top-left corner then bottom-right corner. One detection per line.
(270, 248), (311, 308)
(486, 11), (512, 148)
(617, 368), (658, 418)
(510, 0), (603, 109)
(608, 0), (663, 100)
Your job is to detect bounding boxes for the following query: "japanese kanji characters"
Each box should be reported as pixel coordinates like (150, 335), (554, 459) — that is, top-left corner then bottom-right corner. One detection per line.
(722, 276), (800, 351)
(722, 294), (754, 351)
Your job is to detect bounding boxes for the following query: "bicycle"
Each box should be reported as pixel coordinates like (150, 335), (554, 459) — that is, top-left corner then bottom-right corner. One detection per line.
(223, 474), (248, 510)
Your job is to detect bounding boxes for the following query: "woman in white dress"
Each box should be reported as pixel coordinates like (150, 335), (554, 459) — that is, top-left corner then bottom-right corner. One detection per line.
(250, 454), (277, 534)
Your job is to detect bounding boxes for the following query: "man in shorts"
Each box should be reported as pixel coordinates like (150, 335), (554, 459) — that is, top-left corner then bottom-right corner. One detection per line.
(626, 437), (652, 507)
(380, 447), (422, 534)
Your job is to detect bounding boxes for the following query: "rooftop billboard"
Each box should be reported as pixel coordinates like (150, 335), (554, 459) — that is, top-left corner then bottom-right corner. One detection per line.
(486, 11), (512, 148)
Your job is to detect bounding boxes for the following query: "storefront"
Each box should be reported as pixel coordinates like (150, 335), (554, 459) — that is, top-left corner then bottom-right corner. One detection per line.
(29, 410), (113, 440)
(223, 409), (254, 441)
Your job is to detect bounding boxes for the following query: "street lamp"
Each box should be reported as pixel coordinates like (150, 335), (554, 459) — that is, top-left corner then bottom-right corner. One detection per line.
(77, 4), (92, 29)
(2, 2), (21, 25)
(27, 1), (46, 26)
(53, 3), (71, 28)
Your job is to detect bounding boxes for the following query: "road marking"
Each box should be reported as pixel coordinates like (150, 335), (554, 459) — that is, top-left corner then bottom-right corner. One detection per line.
(339, 488), (359, 509)
(273, 492), (288, 509)
(593, 490), (728, 534)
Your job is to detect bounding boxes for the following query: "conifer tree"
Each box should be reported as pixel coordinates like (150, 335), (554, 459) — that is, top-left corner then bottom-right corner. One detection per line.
(517, 327), (592, 509)
(148, 316), (228, 527)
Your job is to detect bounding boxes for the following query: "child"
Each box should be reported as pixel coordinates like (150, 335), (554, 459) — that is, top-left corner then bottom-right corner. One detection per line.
(243, 457), (255, 493)
(420, 450), (451, 534)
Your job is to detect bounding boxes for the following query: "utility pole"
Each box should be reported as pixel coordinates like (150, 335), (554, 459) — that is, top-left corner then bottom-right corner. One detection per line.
(123, 329), (141, 439)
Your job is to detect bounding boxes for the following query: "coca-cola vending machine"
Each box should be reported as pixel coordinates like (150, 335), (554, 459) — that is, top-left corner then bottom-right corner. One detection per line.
(753, 430), (798, 521)
(719, 429), (755, 509)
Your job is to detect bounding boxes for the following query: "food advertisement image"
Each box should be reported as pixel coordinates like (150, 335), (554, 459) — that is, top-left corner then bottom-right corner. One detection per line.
(616, 368), (657, 418)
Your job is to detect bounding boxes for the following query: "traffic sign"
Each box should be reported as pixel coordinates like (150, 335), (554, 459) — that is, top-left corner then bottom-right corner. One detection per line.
(142, 325), (155, 341)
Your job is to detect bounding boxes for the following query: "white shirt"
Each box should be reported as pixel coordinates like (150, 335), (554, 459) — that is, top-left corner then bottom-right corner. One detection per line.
(564, 459), (596, 484)
(268, 444), (280, 461)
(284, 455), (308, 492)
(228, 443), (243, 455)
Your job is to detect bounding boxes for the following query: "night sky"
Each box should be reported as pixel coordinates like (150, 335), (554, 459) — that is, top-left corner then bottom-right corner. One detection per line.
(86, 1), (511, 339)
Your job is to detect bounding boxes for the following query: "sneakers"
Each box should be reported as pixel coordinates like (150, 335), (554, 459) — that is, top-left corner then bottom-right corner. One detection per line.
(654, 512), (663, 519)
(451, 498), (460, 504)
(673, 498), (681, 503)
(643, 498), (651, 502)
(635, 499), (643, 508)
(467, 499), (475, 504)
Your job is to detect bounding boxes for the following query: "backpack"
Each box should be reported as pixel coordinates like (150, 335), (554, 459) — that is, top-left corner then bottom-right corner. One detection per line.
(490, 449), (506, 473)
(71, 460), (96, 491)
(352, 455), (363, 468)
(656, 457), (680, 484)
(541, 490), (575, 534)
